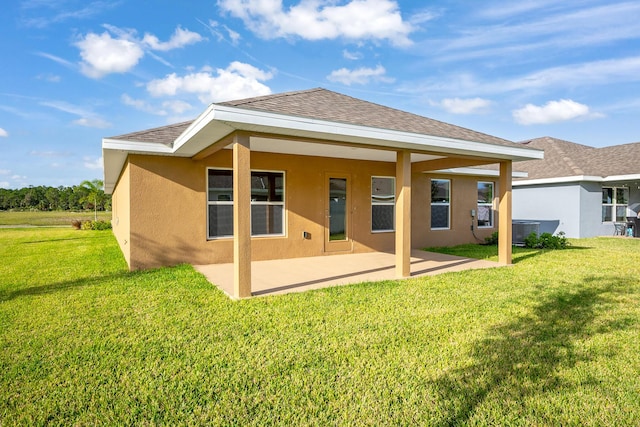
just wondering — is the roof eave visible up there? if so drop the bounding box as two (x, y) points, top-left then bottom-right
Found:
(102, 138), (175, 194)
(173, 104), (544, 161)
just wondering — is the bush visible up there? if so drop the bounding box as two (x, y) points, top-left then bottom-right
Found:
(524, 231), (569, 249)
(71, 219), (82, 230)
(80, 220), (112, 230)
(484, 231), (499, 245)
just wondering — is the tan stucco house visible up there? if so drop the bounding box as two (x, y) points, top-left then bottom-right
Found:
(103, 88), (543, 298)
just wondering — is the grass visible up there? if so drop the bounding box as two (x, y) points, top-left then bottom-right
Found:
(0, 210), (111, 226)
(1, 228), (639, 425)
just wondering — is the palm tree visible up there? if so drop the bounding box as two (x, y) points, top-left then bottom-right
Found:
(79, 179), (104, 221)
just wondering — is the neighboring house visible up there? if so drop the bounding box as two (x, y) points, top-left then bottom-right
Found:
(102, 88), (542, 297)
(512, 136), (640, 238)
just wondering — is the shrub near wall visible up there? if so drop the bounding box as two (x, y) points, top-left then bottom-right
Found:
(79, 220), (112, 230)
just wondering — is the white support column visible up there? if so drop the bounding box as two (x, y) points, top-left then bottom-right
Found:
(233, 133), (252, 298)
(395, 150), (412, 277)
(498, 160), (513, 265)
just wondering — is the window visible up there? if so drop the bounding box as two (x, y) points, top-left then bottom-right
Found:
(477, 182), (494, 228)
(371, 176), (395, 232)
(251, 171), (284, 236)
(207, 169), (234, 238)
(431, 179), (450, 229)
(602, 187), (628, 222)
(207, 169), (285, 239)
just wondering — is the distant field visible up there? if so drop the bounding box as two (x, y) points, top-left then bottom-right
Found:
(0, 210), (111, 226)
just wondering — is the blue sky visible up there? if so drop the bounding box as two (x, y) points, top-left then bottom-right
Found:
(1, 0), (640, 189)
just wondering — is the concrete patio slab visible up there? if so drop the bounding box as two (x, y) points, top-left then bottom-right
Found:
(194, 250), (502, 298)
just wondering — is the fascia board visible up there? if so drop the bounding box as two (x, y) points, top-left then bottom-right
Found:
(513, 175), (604, 186)
(102, 138), (175, 194)
(431, 167), (528, 178)
(603, 174), (640, 182)
(200, 105), (545, 161)
(102, 138), (174, 154)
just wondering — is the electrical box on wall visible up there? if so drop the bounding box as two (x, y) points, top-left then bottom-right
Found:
(470, 209), (476, 218)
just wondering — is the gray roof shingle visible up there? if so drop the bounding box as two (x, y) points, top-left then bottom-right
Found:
(107, 88), (526, 149)
(516, 136), (640, 180)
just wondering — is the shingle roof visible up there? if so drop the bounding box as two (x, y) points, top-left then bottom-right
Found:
(106, 121), (192, 146)
(107, 88), (523, 149)
(516, 136), (640, 180)
(218, 88), (517, 147)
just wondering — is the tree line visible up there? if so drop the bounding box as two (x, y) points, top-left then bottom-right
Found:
(0, 179), (111, 212)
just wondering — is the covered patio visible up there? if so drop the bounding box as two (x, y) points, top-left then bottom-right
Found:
(194, 250), (502, 298)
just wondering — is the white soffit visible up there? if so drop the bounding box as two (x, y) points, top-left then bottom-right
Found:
(431, 167), (528, 178)
(247, 137), (443, 163)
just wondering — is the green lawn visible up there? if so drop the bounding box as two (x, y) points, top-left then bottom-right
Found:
(1, 228), (639, 425)
(0, 210), (111, 226)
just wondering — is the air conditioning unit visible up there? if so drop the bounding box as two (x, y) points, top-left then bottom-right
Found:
(512, 221), (540, 245)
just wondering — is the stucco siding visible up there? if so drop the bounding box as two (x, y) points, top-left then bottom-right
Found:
(111, 160), (131, 266)
(119, 150), (498, 270)
(579, 182), (608, 237)
(512, 184), (581, 237)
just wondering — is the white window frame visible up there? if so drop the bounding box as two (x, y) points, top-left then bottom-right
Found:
(371, 176), (395, 233)
(250, 169), (286, 238)
(477, 181), (494, 228)
(431, 178), (451, 230)
(602, 186), (629, 223)
(206, 168), (286, 240)
(207, 168), (234, 240)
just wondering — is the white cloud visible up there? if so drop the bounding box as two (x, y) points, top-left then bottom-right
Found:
(36, 73), (61, 82)
(122, 94), (194, 116)
(75, 25), (204, 78)
(83, 156), (103, 170)
(203, 20), (242, 45)
(218, 0), (413, 46)
(437, 97), (492, 114)
(512, 99), (601, 125)
(435, 3), (640, 63)
(343, 49), (363, 60)
(29, 150), (72, 157)
(405, 56), (640, 98)
(0, 127), (8, 137)
(0, 182), (9, 188)
(35, 52), (75, 68)
(40, 101), (112, 128)
(76, 31), (144, 78)
(327, 65), (393, 85)
(122, 94), (167, 115)
(73, 117), (112, 128)
(162, 100), (193, 114)
(142, 26), (204, 51)
(147, 62), (273, 103)
(0, 169), (9, 175)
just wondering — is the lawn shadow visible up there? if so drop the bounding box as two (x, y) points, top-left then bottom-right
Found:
(511, 245), (591, 264)
(430, 275), (636, 425)
(0, 271), (133, 302)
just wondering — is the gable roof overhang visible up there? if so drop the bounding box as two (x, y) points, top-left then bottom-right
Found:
(103, 103), (543, 193)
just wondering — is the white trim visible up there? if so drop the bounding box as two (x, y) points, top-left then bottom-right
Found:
(477, 181), (494, 229)
(102, 138), (175, 154)
(431, 167), (528, 178)
(202, 105), (544, 161)
(430, 178), (451, 230)
(371, 176), (395, 233)
(104, 103), (543, 193)
(514, 173), (640, 186)
(206, 167), (286, 239)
